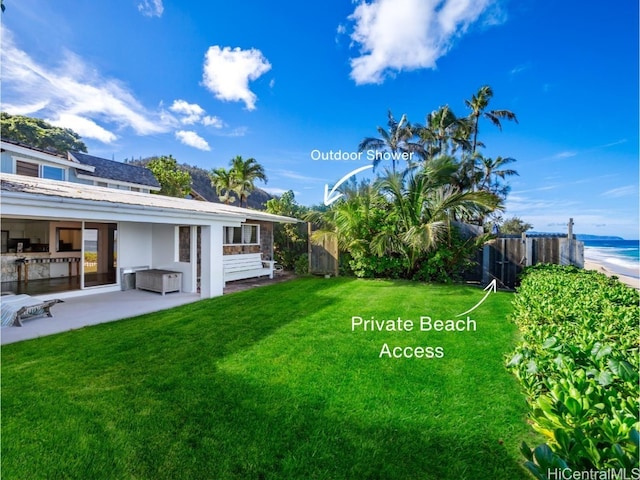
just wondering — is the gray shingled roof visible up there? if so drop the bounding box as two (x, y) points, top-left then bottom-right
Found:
(0, 174), (300, 224)
(70, 151), (161, 188)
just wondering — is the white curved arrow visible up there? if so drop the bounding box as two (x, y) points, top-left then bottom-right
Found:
(456, 279), (497, 317)
(323, 165), (374, 206)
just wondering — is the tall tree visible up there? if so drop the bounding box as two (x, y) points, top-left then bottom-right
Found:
(465, 86), (518, 153)
(374, 167), (500, 272)
(1, 112), (88, 154)
(265, 191), (309, 269)
(417, 105), (471, 161)
(477, 155), (518, 198)
(358, 110), (417, 172)
(499, 216), (533, 235)
(147, 155), (192, 198)
(229, 155), (268, 208)
(209, 167), (238, 205)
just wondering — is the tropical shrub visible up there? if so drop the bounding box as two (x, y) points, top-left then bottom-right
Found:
(507, 265), (639, 476)
(348, 250), (408, 278)
(412, 228), (487, 283)
(294, 253), (309, 275)
(266, 191), (309, 270)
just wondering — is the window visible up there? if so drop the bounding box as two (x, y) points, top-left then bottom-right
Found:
(16, 160), (39, 177)
(57, 228), (82, 251)
(15, 160), (66, 180)
(223, 224), (259, 245)
(42, 165), (65, 180)
(178, 226), (191, 262)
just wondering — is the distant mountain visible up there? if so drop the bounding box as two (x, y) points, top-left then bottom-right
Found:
(575, 234), (625, 241)
(127, 158), (274, 210)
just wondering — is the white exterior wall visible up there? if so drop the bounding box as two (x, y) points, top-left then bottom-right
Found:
(0, 179), (294, 299)
(200, 224), (225, 298)
(118, 222), (153, 269)
(150, 224), (198, 294)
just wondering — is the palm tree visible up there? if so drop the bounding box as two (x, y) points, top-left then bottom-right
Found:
(306, 179), (386, 255)
(209, 167), (238, 204)
(416, 105), (471, 161)
(229, 155), (268, 208)
(358, 110), (418, 172)
(477, 155), (518, 197)
(374, 167), (501, 272)
(465, 85), (518, 154)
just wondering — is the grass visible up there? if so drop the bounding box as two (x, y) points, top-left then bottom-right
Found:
(2, 277), (537, 479)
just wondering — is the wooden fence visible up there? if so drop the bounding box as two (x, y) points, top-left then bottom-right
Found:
(308, 223), (339, 276)
(482, 233), (584, 289)
(304, 218), (584, 288)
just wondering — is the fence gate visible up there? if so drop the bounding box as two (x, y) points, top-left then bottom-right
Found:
(308, 223), (339, 276)
(483, 237), (527, 289)
(483, 227), (584, 289)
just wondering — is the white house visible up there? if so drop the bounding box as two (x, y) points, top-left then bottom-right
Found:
(0, 172), (298, 300)
(0, 139), (161, 192)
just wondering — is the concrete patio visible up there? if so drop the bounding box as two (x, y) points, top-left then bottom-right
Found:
(1, 289), (201, 345)
(1, 272), (297, 345)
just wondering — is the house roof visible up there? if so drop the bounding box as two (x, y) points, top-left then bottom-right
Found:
(69, 151), (161, 189)
(1, 139), (94, 172)
(0, 173), (300, 224)
(0, 138), (68, 159)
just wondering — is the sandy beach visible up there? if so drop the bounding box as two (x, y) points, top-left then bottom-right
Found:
(584, 259), (639, 290)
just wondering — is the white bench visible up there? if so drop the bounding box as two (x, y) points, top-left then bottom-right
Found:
(223, 253), (275, 285)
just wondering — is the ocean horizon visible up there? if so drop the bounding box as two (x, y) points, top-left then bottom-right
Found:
(583, 239), (640, 279)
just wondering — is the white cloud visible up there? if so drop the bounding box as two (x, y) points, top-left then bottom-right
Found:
(202, 115), (224, 128)
(175, 130), (211, 151)
(49, 114), (117, 144)
(169, 100), (205, 125)
(202, 46), (272, 110)
(138, 0), (164, 17)
(601, 185), (637, 198)
(262, 187), (300, 196)
(273, 169), (322, 183)
(553, 151), (577, 159)
(347, 0), (499, 84)
(509, 63), (531, 76)
(169, 99), (225, 129)
(1, 29), (170, 143)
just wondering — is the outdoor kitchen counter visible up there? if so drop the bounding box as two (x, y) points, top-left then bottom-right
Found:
(1, 254), (82, 282)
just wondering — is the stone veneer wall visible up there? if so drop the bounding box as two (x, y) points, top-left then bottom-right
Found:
(1, 255), (51, 281)
(221, 221), (274, 260)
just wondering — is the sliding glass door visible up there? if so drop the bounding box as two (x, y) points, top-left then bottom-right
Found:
(83, 222), (117, 288)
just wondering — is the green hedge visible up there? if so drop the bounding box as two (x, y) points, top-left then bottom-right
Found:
(506, 265), (639, 477)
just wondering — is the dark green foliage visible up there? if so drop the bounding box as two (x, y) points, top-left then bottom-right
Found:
(217, 155), (268, 208)
(347, 250), (408, 278)
(1, 112), (87, 154)
(146, 155), (192, 197)
(293, 253), (309, 275)
(265, 191), (308, 270)
(126, 159), (273, 208)
(507, 265), (640, 473)
(412, 228), (486, 283)
(498, 216), (533, 235)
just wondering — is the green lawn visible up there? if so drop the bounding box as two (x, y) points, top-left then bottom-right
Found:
(2, 277), (537, 479)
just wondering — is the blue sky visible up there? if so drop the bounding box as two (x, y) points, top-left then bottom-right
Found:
(1, 0), (638, 238)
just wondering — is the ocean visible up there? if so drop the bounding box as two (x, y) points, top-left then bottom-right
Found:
(583, 239), (640, 279)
